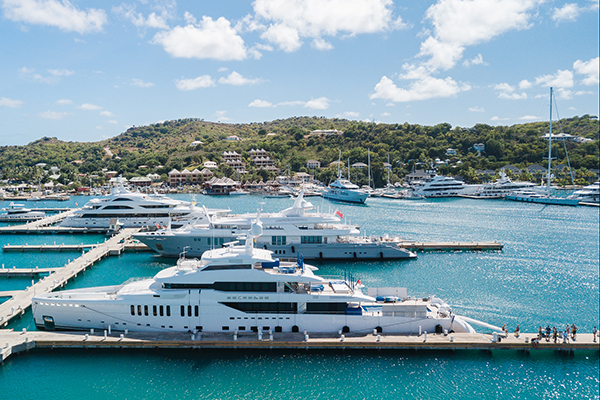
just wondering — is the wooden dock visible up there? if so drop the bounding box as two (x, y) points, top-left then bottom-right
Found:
(0, 228), (140, 328)
(1, 330), (597, 363)
(398, 241), (503, 251)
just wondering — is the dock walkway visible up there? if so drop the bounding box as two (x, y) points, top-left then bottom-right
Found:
(399, 241), (503, 251)
(1, 330), (597, 363)
(0, 228), (140, 328)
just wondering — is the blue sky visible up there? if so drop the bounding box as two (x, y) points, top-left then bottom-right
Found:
(1, 0), (598, 145)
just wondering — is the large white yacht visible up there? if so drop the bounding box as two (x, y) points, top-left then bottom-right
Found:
(411, 173), (476, 198)
(59, 179), (196, 230)
(0, 202), (45, 222)
(32, 223), (475, 335)
(134, 193), (416, 260)
(322, 178), (369, 204)
(469, 172), (536, 199)
(567, 181), (599, 204)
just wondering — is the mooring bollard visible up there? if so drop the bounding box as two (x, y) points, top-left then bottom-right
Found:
(104, 330), (107, 339)
(233, 330), (238, 341)
(269, 330), (273, 341)
(22, 328), (26, 334)
(304, 333), (309, 342)
(419, 326), (422, 336)
(108, 325), (111, 335)
(377, 335), (381, 342)
(258, 330), (263, 341)
(444, 329), (448, 336)
(424, 331), (427, 342)
(119, 334), (124, 341)
(84, 334), (88, 341)
(450, 335), (454, 342)
(340, 334), (345, 342)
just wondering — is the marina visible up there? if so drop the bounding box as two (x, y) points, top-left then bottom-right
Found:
(1, 330), (598, 364)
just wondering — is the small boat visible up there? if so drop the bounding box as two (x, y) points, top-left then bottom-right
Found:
(229, 189), (249, 196)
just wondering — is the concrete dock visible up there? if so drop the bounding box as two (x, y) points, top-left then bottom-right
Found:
(399, 241), (503, 251)
(1, 330), (597, 363)
(0, 208), (78, 234)
(0, 267), (60, 277)
(0, 228), (140, 328)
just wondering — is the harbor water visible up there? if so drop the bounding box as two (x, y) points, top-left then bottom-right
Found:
(1, 195), (598, 399)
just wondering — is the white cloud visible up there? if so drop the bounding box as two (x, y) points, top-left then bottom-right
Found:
(519, 115), (539, 120)
(312, 38), (333, 51)
(218, 71), (262, 85)
(463, 53), (487, 67)
(519, 79), (533, 89)
(421, 0), (541, 71)
(48, 69), (74, 76)
(38, 110), (68, 120)
(175, 75), (216, 91)
(80, 103), (102, 110)
(107, 120), (118, 124)
(100, 111), (114, 117)
(494, 82), (527, 99)
(254, 0), (404, 51)
(304, 97), (330, 110)
(535, 69), (574, 88)
(469, 106), (485, 112)
(0, 97), (24, 108)
(248, 99), (273, 107)
(56, 98), (72, 105)
(573, 57), (599, 86)
(260, 23), (302, 52)
(112, 4), (170, 30)
(552, 3), (581, 22)
(370, 74), (470, 102)
(490, 116), (509, 121)
(153, 16), (247, 61)
(131, 78), (154, 88)
(338, 111), (359, 118)
(2, 0), (106, 33)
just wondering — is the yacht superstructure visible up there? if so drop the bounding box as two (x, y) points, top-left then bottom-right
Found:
(59, 179), (197, 229)
(470, 173), (536, 198)
(567, 181), (599, 204)
(134, 193), (415, 260)
(32, 224), (473, 335)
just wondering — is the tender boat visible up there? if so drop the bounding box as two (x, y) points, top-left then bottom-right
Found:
(134, 192), (416, 260)
(32, 222), (475, 335)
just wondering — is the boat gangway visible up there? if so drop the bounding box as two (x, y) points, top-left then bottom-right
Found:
(1, 330), (597, 363)
(0, 228), (140, 328)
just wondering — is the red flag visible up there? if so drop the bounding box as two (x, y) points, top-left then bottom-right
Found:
(357, 279), (362, 285)
(335, 210), (343, 218)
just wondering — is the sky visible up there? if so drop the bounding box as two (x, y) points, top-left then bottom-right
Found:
(0, 0), (598, 146)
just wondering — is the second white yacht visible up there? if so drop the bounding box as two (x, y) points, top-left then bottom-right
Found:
(411, 173), (476, 198)
(134, 193), (416, 260)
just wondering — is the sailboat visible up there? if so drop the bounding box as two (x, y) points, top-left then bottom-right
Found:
(505, 87), (579, 206)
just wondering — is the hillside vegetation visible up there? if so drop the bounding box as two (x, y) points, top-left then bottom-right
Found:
(0, 115), (598, 188)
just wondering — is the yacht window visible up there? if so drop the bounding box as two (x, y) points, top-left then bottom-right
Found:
(166, 306), (171, 317)
(194, 305), (199, 317)
(113, 198), (133, 201)
(222, 326), (229, 331)
(202, 264), (251, 271)
(180, 305), (185, 317)
(221, 302), (298, 314)
(301, 236), (322, 244)
(144, 305), (149, 316)
(159, 305), (164, 316)
(153, 305), (157, 316)
(103, 205), (134, 210)
(137, 305), (142, 316)
(306, 302), (346, 314)
(188, 305), (192, 317)
(130, 305), (135, 316)
(271, 236), (286, 246)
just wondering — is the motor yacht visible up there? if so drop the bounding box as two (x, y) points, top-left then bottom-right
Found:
(567, 181), (599, 204)
(134, 193), (415, 260)
(322, 178), (369, 204)
(59, 178), (198, 230)
(411, 173), (476, 198)
(469, 172), (536, 199)
(32, 222), (474, 335)
(0, 202), (45, 222)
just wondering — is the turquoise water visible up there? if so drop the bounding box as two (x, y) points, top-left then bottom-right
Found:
(1, 195), (598, 399)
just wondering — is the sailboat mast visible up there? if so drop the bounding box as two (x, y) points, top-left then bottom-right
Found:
(547, 87), (553, 191)
(368, 148), (371, 189)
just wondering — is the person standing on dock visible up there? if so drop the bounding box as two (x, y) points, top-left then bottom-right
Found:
(552, 327), (558, 343)
(593, 326), (597, 342)
(571, 324), (577, 341)
(514, 324), (520, 338)
(502, 324), (508, 338)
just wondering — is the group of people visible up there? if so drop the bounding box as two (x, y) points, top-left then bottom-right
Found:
(499, 323), (599, 343)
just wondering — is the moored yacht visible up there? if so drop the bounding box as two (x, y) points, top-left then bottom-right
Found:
(411, 173), (476, 198)
(134, 193), (415, 260)
(59, 178), (198, 230)
(469, 172), (536, 199)
(567, 181), (599, 204)
(0, 202), (46, 222)
(32, 223), (475, 335)
(322, 178), (369, 204)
